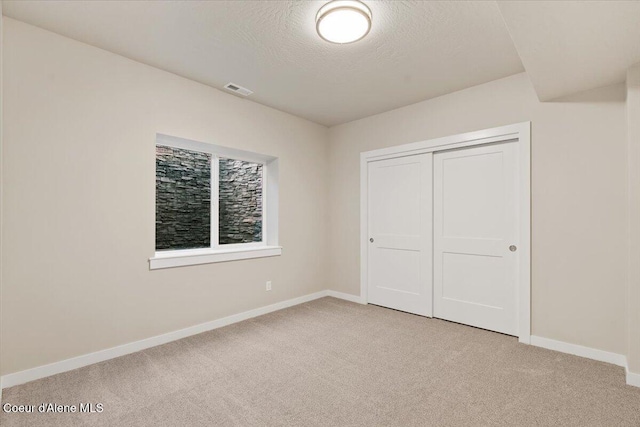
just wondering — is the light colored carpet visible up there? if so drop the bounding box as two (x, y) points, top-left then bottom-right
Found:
(2, 297), (640, 426)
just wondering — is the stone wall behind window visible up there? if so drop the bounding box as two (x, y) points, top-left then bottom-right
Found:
(219, 159), (263, 244)
(156, 148), (263, 248)
(155, 146), (211, 250)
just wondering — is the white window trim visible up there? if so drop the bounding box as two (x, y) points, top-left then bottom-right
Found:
(150, 134), (280, 270)
(149, 245), (282, 270)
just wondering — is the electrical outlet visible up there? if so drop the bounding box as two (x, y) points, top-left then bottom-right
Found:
(266, 281), (272, 291)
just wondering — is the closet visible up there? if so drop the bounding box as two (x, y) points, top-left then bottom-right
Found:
(361, 123), (530, 339)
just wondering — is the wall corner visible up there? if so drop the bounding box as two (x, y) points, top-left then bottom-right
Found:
(626, 62), (640, 376)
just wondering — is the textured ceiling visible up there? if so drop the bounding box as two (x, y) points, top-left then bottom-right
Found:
(2, 0), (525, 126)
(497, 1), (640, 101)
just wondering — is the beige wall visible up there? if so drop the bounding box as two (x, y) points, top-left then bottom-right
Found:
(0, 2), (4, 385)
(328, 73), (628, 355)
(628, 63), (640, 374)
(1, 18), (329, 375)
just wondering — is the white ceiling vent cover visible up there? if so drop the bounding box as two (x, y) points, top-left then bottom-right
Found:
(224, 83), (253, 96)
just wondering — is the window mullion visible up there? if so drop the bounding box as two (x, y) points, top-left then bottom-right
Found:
(211, 155), (220, 250)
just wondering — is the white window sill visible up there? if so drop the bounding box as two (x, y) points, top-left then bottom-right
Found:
(149, 246), (282, 270)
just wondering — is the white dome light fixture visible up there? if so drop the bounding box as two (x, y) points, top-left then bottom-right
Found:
(316, 0), (372, 44)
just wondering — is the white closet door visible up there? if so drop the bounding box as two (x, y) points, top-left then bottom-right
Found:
(367, 154), (433, 316)
(433, 142), (518, 335)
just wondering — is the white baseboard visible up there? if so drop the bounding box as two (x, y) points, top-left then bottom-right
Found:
(530, 335), (640, 388)
(1, 290), (331, 390)
(6, 293), (636, 392)
(326, 290), (366, 304)
(627, 368), (640, 388)
(530, 335), (627, 367)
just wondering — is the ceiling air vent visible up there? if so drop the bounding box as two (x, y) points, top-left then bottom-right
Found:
(224, 82), (253, 97)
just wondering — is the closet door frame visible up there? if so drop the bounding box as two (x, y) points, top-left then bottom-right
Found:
(360, 122), (531, 344)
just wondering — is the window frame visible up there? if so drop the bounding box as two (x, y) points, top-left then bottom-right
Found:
(150, 134), (281, 270)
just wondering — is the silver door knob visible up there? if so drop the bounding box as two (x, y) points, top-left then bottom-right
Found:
(509, 245), (517, 252)
(370, 238), (374, 243)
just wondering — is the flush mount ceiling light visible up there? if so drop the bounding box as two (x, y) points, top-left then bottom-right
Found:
(316, 0), (372, 44)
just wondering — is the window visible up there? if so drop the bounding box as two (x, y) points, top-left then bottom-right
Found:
(150, 134), (280, 269)
(218, 158), (263, 245)
(156, 146), (212, 251)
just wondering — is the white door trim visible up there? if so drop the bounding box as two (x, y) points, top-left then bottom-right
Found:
(360, 122), (531, 344)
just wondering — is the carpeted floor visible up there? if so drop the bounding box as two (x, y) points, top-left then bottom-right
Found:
(2, 297), (640, 426)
